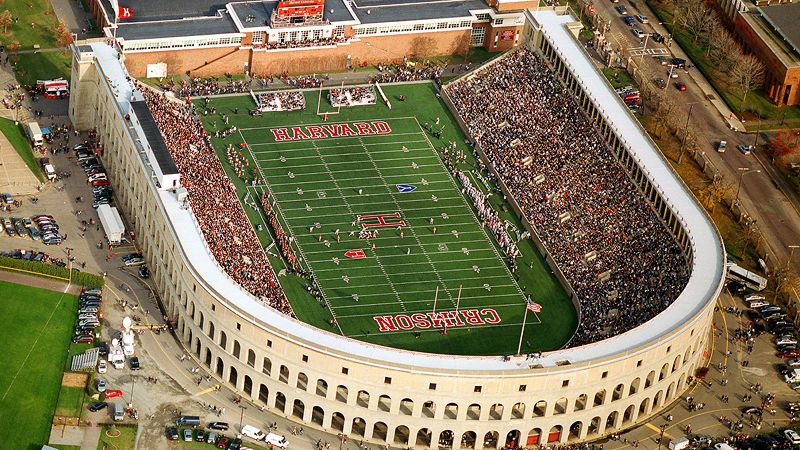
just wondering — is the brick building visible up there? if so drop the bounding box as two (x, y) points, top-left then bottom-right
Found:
(89, 0), (536, 77)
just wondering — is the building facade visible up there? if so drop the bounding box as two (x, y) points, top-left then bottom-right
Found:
(69, 9), (725, 447)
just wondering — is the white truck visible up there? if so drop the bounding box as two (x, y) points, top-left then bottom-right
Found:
(97, 204), (125, 245)
(265, 432), (289, 448)
(25, 122), (44, 147)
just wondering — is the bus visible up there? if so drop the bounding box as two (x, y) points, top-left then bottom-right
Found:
(726, 263), (767, 292)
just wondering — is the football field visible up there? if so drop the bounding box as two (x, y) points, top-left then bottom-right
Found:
(197, 83), (577, 355)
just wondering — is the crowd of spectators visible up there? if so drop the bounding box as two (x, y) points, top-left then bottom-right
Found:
(256, 90), (306, 112)
(263, 35), (347, 50)
(141, 88), (293, 315)
(369, 61), (445, 84)
(446, 48), (689, 346)
(159, 76), (251, 98)
(261, 191), (300, 272)
(329, 87), (376, 107)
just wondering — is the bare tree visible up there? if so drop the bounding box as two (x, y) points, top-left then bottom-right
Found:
(0, 10), (12, 34)
(699, 178), (733, 213)
(730, 53), (766, 111)
(684, 5), (713, 44)
(702, 15), (725, 57)
(709, 31), (740, 73)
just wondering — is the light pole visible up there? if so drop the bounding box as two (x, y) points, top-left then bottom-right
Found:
(238, 405), (247, 431)
(735, 167), (761, 205)
(787, 245), (799, 270)
(657, 424), (667, 450)
(678, 102), (701, 164)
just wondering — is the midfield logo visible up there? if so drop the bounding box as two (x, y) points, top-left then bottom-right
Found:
(271, 121), (392, 142)
(358, 212), (406, 229)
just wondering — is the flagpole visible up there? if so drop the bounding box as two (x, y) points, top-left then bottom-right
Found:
(432, 286), (438, 313)
(455, 285), (462, 312)
(516, 305), (529, 356)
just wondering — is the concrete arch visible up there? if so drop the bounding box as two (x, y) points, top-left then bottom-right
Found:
(554, 397), (568, 414)
(393, 425), (409, 445)
(483, 431), (499, 448)
(372, 421), (388, 441)
(243, 375), (253, 397)
(292, 399), (305, 419)
(262, 357), (271, 376)
(629, 377), (641, 395)
(526, 428), (542, 446)
(672, 355), (681, 372)
(335, 385), (348, 403)
(208, 321), (215, 340)
(655, 389), (664, 408)
(378, 395), (391, 413)
(605, 410), (619, 431)
(416, 428), (433, 447)
(275, 392), (287, 413)
(296, 372), (308, 391)
(511, 402), (525, 418)
(204, 348), (212, 366)
(233, 340), (241, 359)
(568, 421), (583, 441)
(466, 403), (481, 420)
(400, 398), (414, 415)
(258, 384), (269, 404)
(247, 349), (255, 367)
(547, 425), (562, 443)
(312, 406), (324, 426)
(219, 330), (227, 350)
(461, 431), (476, 449)
(645, 370), (656, 388)
(215, 357), (224, 377)
(351, 416), (365, 436)
(573, 394), (587, 411)
(659, 363), (670, 381)
(532, 400), (547, 417)
(439, 430), (454, 448)
(639, 397), (651, 417)
(279, 365), (289, 383)
(622, 404), (636, 425)
(489, 403), (503, 420)
(356, 390), (369, 408)
(198, 311), (204, 329)
(331, 412), (345, 432)
(588, 416), (602, 436)
(422, 400), (436, 418)
(444, 402), (458, 419)
(315, 379), (328, 397)
(593, 389), (606, 406)
(505, 430), (520, 447)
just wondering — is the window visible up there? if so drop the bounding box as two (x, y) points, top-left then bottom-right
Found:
(471, 27), (485, 45)
(414, 23), (424, 31)
(562, 380), (569, 387)
(267, 339), (273, 348)
(460, 20), (471, 27)
(302, 355), (308, 362)
(518, 385), (526, 392)
(602, 371), (608, 379)
(494, 18), (504, 25)
(252, 31), (264, 44)
(429, 383), (437, 390)
(211, 304), (215, 311)
(236, 322), (241, 331)
(384, 377), (392, 384)
(475, 13), (490, 21)
(637, 360), (643, 367)
(666, 346), (672, 353)
(474, 386), (482, 393)
(341, 367), (349, 375)
(335, 25), (345, 36)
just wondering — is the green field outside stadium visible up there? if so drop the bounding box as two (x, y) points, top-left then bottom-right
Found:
(195, 82), (577, 355)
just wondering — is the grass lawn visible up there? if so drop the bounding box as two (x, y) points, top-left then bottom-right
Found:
(0, 280), (78, 450)
(54, 385), (85, 417)
(50, 445), (82, 450)
(602, 68), (634, 89)
(12, 50), (71, 86)
(96, 424), (137, 450)
(0, 0), (62, 49)
(0, 116), (44, 181)
(194, 82), (576, 355)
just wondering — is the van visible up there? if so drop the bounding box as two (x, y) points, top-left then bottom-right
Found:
(175, 415), (201, 426)
(717, 140), (727, 153)
(714, 444), (735, 450)
(668, 437), (690, 450)
(265, 433), (289, 449)
(25, 122), (43, 147)
(784, 368), (800, 383)
(242, 425), (266, 441)
(113, 402), (124, 421)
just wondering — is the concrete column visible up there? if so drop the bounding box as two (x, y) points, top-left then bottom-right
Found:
(302, 402), (313, 423)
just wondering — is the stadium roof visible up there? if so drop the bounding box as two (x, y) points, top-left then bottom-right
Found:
(130, 101), (180, 176)
(116, 14), (240, 40)
(99, 0), (228, 22)
(758, 3), (800, 56)
(350, 0), (488, 24)
(229, 0), (356, 27)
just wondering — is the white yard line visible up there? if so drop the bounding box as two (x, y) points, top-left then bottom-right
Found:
(261, 163), (443, 178)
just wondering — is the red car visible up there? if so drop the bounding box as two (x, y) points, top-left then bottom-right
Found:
(779, 351), (800, 358)
(72, 334), (94, 344)
(91, 179), (111, 187)
(675, 82), (687, 91)
(104, 389), (123, 399)
(216, 437), (230, 449)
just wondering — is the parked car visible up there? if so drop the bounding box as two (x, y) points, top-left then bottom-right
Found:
(777, 336), (799, 346)
(72, 334), (94, 344)
(196, 429), (205, 441)
(98, 359), (107, 374)
(208, 422), (229, 431)
(675, 82), (687, 91)
(636, 14), (649, 23)
(167, 427), (179, 440)
(737, 144), (753, 155)
(104, 389), (123, 399)
(138, 265), (150, 278)
(88, 402), (108, 412)
(632, 28), (646, 38)
(91, 179), (111, 187)
(784, 429), (800, 445)
(207, 431), (218, 444)
(623, 16), (635, 26)
(183, 428), (193, 442)
(779, 350), (800, 358)
(651, 32), (664, 42)
(216, 436), (230, 449)
(130, 357), (141, 370)
(615, 5), (628, 14)
(717, 140), (727, 153)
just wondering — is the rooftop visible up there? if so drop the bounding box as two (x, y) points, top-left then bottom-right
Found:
(351, 0), (488, 23)
(229, 0), (356, 28)
(130, 101), (180, 176)
(116, 14), (239, 40)
(758, 3), (800, 58)
(99, 0), (228, 22)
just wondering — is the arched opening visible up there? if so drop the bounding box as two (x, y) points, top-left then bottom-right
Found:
(279, 365), (289, 384)
(547, 426), (562, 443)
(438, 430), (454, 449)
(554, 397), (568, 414)
(193, 337), (201, 356)
(331, 412), (344, 432)
(215, 357), (224, 377)
(356, 390), (369, 408)
(511, 402), (525, 418)
(612, 383), (624, 401)
(460, 431), (476, 449)
(659, 363), (670, 381)
(378, 395), (391, 412)
(588, 416), (602, 436)
(505, 430), (520, 447)
(606, 411), (619, 431)
(372, 421), (388, 442)
(186, 329), (193, 346)
(292, 399), (305, 419)
(296, 372), (308, 391)
(532, 400), (547, 417)
(219, 331), (227, 350)
(258, 384), (269, 404)
(208, 321), (215, 340)
(275, 392), (286, 413)
(399, 398), (413, 415)
(247, 349), (255, 368)
(526, 428), (541, 446)
(639, 398), (650, 417)
(655, 389), (665, 408)
(677, 373), (686, 392)
(623, 404), (635, 424)
(683, 348), (691, 363)
(593, 390), (606, 406)
(629, 377), (641, 395)
(351, 417), (365, 436)
(243, 375), (252, 396)
(574, 394), (587, 411)
(416, 428), (432, 447)
(666, 382), (675, 401)
(228, 366), (238, 387)
(672, 355), (681, 373)
(316, 379), (328, 397)
(645, 370), (656, 388)
(444, 402), (458, 419)
(489, 403), (504, 420)
(466, 403), (481, 420)
(199, 311), (204, 329)
(205, 348), (212, 367)
(262, 357), (271, 376)
(483, 431), (498, 448)
(422, 400), (436, 418)
(232, 340), (240, 359)
(312, 406), (324, 426)
(189, 301), (195, 318)
(394, 425), (410, 445)
(336, 385), (349, 403)
(568, 421), (582, 441)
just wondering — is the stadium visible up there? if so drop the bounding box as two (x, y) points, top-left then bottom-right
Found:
(69, 7), (725, 447)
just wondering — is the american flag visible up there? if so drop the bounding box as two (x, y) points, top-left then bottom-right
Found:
(527, 301), (542, 313)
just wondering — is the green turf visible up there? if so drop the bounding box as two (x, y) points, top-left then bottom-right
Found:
(13, 51), (71, 86)
(96, 424), (137, 450)
(54, 385), (84, 417)
(0, 117), (44, 181)
(0, 280), (78, 450)
(195, 83), (576, 355)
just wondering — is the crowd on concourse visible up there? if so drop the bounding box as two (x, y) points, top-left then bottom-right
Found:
(264, 36), (347, 50)
(447, 48), (689, 345)
(141, 88), (293, 315)
(159, 76), (251, 98)
(369, 61), (445, 84)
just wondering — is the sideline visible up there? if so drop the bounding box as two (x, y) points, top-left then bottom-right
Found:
(0, 268), (82, 294)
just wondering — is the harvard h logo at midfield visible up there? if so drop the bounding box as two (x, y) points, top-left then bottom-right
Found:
(358, 212), (406, 229)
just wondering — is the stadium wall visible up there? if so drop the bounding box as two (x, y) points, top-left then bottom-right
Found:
(69, 22), (721, 448)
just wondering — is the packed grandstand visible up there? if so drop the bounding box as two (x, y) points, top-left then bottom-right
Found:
(142, 45), (689, 348)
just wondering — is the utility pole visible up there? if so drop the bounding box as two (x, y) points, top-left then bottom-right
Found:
(678, 103), (700, 164)
(787, 245), (799, 270)
(735, 167), (761, 205)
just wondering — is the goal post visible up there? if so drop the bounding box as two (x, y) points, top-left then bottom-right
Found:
(315, 81), (341, 117)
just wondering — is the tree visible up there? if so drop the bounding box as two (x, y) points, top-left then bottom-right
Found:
(55, 20), (72, 49)
(0, 10), (12, 34)
(701, 15), (725, 57)
(730, 53), (765, 111)
(699, 178), (732, 213)
(684, 5), (712, 44)
(708, 30), (739, 73)
(767, 129), (800, 161)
